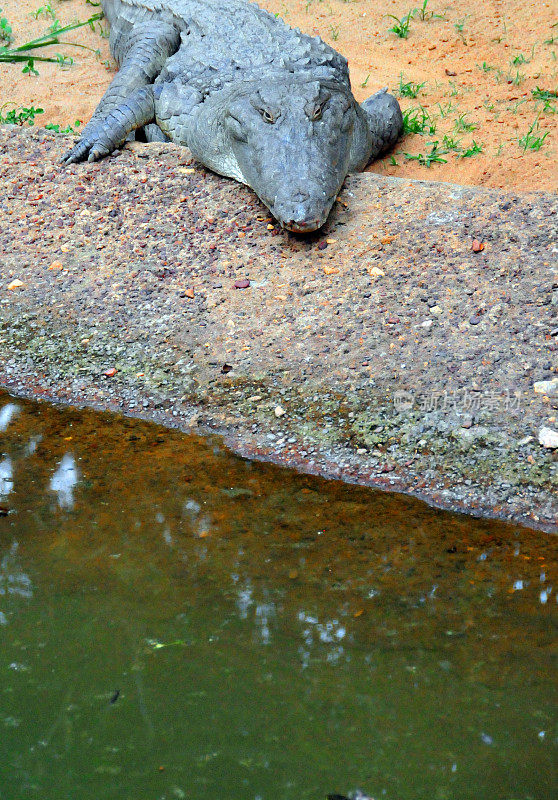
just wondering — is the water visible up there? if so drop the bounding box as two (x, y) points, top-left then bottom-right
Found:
(0, 390), (556, 800)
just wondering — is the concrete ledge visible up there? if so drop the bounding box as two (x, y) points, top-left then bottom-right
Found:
(0, 127), (557, 531)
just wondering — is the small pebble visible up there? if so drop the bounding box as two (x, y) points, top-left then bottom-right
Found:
(234, 279), (250, 289)
(538, 427), (558, 449)
(534, 378), (558, 396)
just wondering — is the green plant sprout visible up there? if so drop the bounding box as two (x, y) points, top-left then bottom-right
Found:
(329, 25), (340, 41)
(0, 102), (83, 131)
(0, 7), (12, 43)
(397, 75), (426, 98)
(404, 141), (448, 166)
(508, 98), (527, 114)
(442, 133), (462, 151)
(461, 140), (483, 157)
(0, 103), (43, 125)
(544, 22), (558, 45)
(45, 119), (82, 133)
(402, 106), (436, 134)
(31, 3), (56, 20)
(436, 100), (455, 117)
(387, 10), (414, 39)
(22, 58), (39, 75)
(532, 86), (557, 114)
(454, 113), (476, 132)
(507, 68), (525, 86)
(416, 0), (444, 21)
(532, 87), (558, 101)
(519, 118), (549, 151)
(454, 15), (470, 42)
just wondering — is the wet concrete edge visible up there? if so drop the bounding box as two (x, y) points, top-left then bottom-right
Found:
(0, 127), (557, 533)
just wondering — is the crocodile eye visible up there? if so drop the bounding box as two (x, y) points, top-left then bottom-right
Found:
(260, 109), (276, 124)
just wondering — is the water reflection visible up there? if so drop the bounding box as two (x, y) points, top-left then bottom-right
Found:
(0, 540), (33, 600)
(24, 435), (40, 457)
(0, 456), (13, 497)
(0, 390), (556, 800)
(0, 402), (19, 432)
(49, 452), (79, 509)
(298, 612), (347, 667)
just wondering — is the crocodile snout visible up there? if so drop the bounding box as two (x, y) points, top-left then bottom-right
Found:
(273, 191), (329, 233)
(283, 217), (323, 233)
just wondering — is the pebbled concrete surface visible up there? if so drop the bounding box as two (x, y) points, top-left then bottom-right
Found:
(0, 126), (557, 531)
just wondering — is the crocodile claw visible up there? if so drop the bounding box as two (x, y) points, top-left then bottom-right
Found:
(61, 132), (114, 164)
(61, 129), (101, 164)
(61, 140), (91, 165)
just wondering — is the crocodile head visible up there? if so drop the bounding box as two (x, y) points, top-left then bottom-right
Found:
(222, 79), (358, 233)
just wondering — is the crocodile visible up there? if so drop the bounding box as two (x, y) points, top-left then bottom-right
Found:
(63, 0), (403, 232)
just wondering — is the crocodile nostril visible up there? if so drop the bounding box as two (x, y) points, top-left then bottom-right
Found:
(292, 190), (310, 203)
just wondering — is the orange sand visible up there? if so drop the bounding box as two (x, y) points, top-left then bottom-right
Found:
(1, 0), (556, 190)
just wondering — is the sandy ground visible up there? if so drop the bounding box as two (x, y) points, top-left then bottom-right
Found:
(0, 0), (556, 191)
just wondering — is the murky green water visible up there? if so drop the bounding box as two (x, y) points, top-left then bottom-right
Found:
(0, 391), (556, 800)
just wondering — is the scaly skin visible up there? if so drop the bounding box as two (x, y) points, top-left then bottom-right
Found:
(63, 0), (403, 232)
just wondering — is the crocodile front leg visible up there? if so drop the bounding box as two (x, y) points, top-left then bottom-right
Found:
(64, 86), (157, 162)
(349, 88), (403, 172)
(62, 21), (180, 164)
